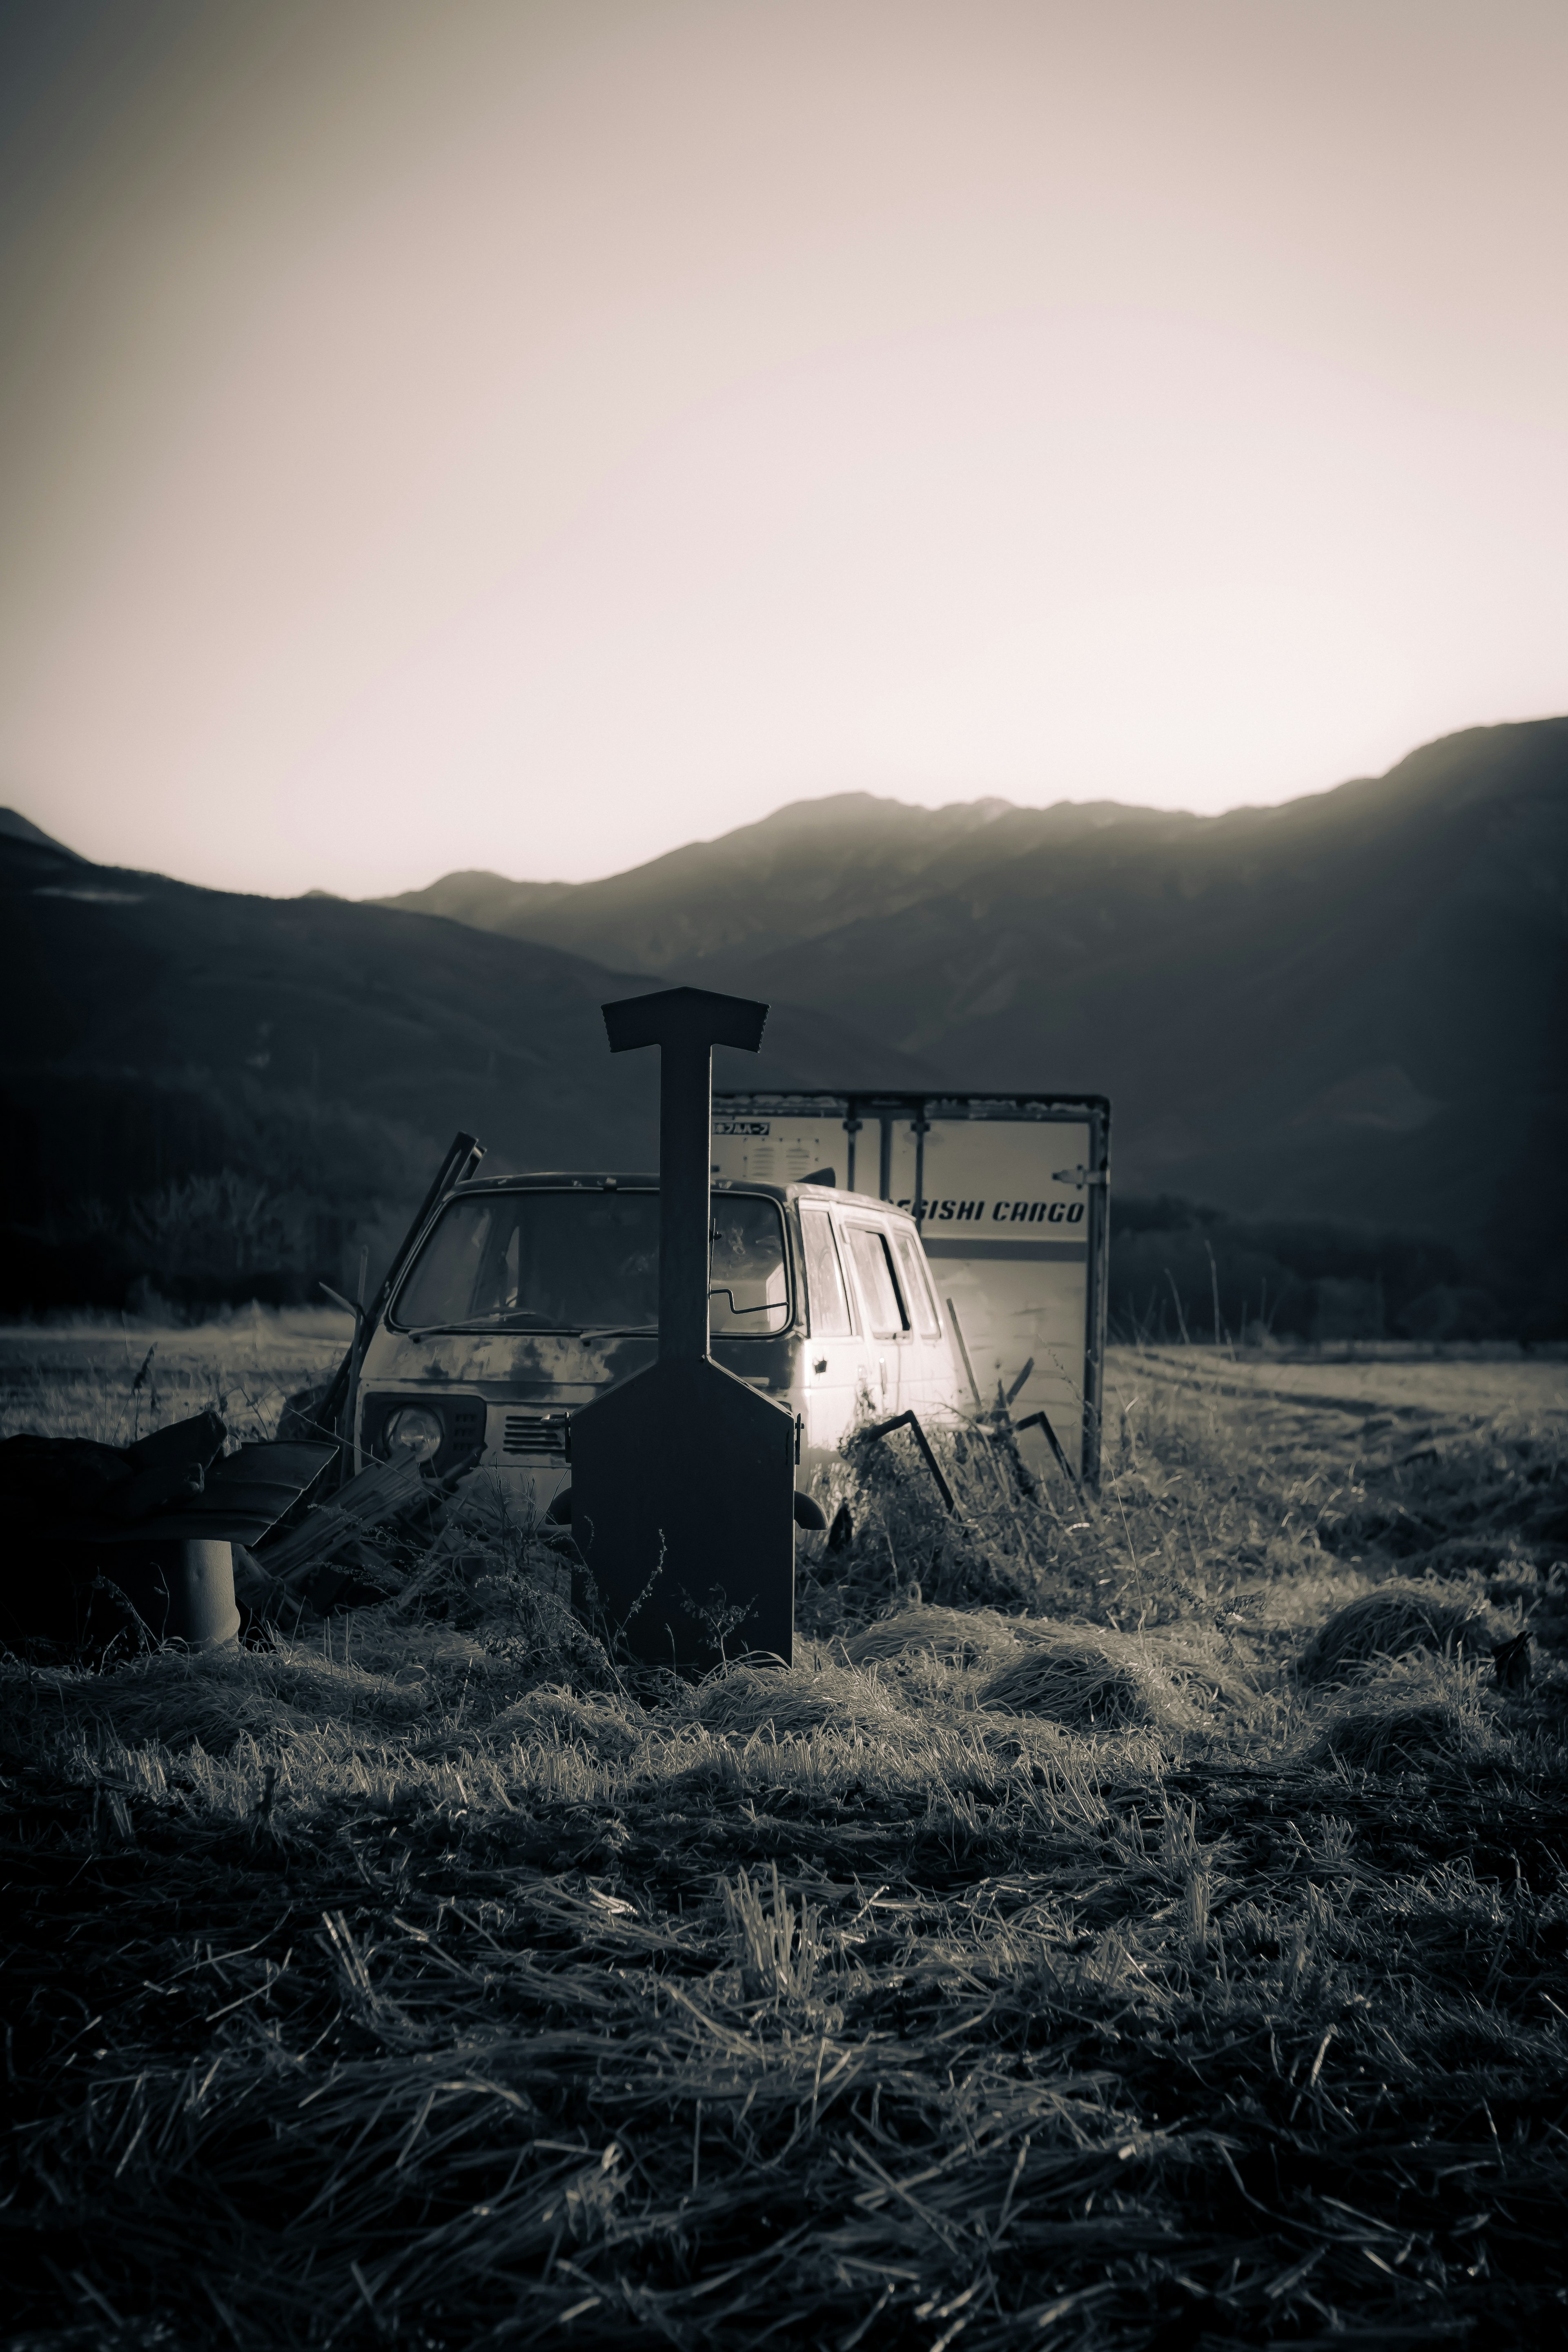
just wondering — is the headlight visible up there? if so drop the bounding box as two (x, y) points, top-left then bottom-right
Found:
(383, 1405), (444, 1461)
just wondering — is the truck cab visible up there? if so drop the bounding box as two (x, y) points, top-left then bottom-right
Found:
(353, 1170), (965, 1514)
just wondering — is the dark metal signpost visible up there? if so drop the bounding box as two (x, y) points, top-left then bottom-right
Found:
(570, 986), (797, 1670)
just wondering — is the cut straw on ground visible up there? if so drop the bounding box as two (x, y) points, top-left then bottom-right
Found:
(3, 1343), (1566, 2348)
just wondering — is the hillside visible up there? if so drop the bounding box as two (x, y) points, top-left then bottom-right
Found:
(0, 808), (80, 856)
(373, 724), (1568, 1304)
(0, 828), (933, 1311)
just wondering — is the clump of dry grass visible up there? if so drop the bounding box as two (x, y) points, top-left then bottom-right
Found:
(423, 1682), (648, 1763)
(1297, 1580), (1505, 1684)
(840, 1601), (1023, 1668)
(0, 1560), (615, 1771)
(840, 1603), (1256, 1733)
(4, 1638), (437, 1756)
(691, 1652), (918, 1739)
(980, 1625), (1190, 1730)
(1307, 1655), (1505, 1771)
(833, 1605), (1256, 1749)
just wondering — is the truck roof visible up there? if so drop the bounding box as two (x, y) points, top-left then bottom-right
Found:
(448, 1171), (913, 1216)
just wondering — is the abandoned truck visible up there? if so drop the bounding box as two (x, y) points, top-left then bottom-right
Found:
(711, 1090), (1111, 1486)
(352, 1170), (967, 1521)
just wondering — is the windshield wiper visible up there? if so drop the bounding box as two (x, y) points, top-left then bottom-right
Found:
(402, 1318), (556, 1336)
(396, 1318), (659, 1339)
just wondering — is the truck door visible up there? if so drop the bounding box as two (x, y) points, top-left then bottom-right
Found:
(796, 1203), (867, 1462)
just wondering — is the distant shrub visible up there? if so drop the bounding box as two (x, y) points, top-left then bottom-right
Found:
(1400, 1285), (1511, 1343)
(1107, 1193), (1537, 1341)
(0, 1066), (433, 1316)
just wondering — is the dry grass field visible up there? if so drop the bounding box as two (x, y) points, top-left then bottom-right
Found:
(3, 1336), (1567, 2350)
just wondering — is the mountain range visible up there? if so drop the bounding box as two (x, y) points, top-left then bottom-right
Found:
(376, 792), (1163, 974)
(5, 717), (1566, 1324)
(376, 721), (1568, 1276)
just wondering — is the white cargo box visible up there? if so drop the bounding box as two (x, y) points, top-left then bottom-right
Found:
(711, 1092), (1110, 1485)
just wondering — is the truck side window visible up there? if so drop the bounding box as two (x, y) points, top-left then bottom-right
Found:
(892, 1228), (941, 1338)
(800, 1205), (854, 1337)
(846, 1224), (910, 1339)
(710, 1196), (790, 1335)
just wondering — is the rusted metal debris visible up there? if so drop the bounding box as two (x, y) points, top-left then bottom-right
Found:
(864, 1410), (958, 1514)
(237, 1449), (428, 1611)
(1493, 1629), (1532, 1689)
(1, 1410), (335, 1548)
(249, 1446), (428, 1580)
(237, 1443), (487, 1619)
(0, 1411), (335, 1653)
(1011, 1406), (1082, 1493)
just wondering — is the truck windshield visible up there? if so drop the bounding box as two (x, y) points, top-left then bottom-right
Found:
(392, 1190), (789, 1336)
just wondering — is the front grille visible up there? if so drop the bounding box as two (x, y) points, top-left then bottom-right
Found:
(501, 1412), (569, 1458)
(445, 1402), (488, 1455)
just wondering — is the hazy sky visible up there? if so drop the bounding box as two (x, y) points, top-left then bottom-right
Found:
(2, 0), (1564, 897)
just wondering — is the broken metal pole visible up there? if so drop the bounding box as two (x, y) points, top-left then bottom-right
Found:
(1013, 1407), (1082, 1494)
